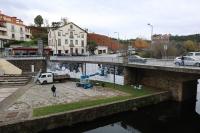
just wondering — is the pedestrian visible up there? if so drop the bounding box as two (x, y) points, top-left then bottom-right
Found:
(51, 85), (56, 97)
(181, 56), (184, 66)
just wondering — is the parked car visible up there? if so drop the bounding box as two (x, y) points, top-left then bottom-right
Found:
(174, 56), (200, 67)
(128, 55), (147, 63)
(186, 52), (200, 60)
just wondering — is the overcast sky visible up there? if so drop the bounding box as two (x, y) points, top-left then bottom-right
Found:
(1, 0), (200, 39)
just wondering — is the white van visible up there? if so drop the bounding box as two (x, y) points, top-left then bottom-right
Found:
(186, 52), (200, 60)
(37, 72), (70, 84)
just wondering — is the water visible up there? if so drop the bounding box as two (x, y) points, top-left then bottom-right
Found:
(42, 83), (200, 133)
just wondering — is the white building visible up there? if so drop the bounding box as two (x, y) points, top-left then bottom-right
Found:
(94, 46), (108, 55)
(0, 11), (31, 46)
(48, 22), (87, 55)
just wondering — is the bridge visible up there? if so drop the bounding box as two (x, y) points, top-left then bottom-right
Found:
(4, 55), (200, 102)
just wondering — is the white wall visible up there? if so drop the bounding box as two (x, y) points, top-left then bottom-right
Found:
(94, 46), (108, 55)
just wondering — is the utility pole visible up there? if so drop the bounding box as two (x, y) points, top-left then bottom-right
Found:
(147, 23), (153, 57)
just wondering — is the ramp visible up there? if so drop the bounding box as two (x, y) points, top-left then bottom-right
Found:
(0, 59), (22, 75)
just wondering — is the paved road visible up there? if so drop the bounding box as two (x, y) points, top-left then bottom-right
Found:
(3, 55), (200, 69)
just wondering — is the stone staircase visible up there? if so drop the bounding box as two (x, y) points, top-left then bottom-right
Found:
(0, 75), (31, 86)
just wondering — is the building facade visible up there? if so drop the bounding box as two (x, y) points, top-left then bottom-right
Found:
(48, 22), (87, 55)
(0, 11), (31, 46)
(94, 46), (108, 55)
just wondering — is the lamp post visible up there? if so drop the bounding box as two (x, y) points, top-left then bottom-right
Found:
(164, 44), (168, 59)
(114, 32), (120, 53)
(147, 23), (153, 57)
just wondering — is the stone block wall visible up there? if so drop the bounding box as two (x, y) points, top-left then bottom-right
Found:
(0, 91), (170, 133)
(124, 67), (199, 102)
(7, 59), (47, 73)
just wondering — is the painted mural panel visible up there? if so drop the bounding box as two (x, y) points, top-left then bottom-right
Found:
(47, 61), (124, 85)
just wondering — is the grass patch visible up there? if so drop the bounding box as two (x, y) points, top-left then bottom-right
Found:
(33, 83), (158, 117)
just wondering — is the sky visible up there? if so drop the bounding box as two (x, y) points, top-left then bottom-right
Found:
(1, 0), (200, 39)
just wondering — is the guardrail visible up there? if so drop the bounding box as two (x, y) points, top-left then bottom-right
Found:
(3, 56), (45, 60)
(50, 56), (124, 64)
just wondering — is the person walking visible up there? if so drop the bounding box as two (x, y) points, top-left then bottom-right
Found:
(51, 85), (56, 97)
(181, 56), (184, 66)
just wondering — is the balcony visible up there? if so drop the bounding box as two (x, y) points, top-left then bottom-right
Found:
(0, 26), (7, 32)
(69, 43), (74, 47)
(0, 34), (9, 39)
(69, 35), (74, 39)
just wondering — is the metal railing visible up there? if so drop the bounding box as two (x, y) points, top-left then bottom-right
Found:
(50, 56), (123, 64)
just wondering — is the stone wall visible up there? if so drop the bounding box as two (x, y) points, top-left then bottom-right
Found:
(7, 59), (47, 73)
(124, 67), (199, 102)
(0, 91), (170, 133)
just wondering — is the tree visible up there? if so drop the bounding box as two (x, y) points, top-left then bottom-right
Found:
(51, 22), (62, 29)
(34, 15), (43, 27)
(183, 40), (197, 52)
(87, 41), (97, 55)
(133, 38), (149, 49)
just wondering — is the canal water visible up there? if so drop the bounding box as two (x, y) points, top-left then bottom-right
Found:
(43, 83), (200, 133)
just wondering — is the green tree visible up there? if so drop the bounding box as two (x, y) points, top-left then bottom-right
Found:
(87, 41), (97, 55)
(34, 15), (43, 27)
(183, 40), (197, 52)
(51, 22), (62, 29)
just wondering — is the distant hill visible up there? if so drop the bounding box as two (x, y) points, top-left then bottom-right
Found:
(170, 34), (200, 42)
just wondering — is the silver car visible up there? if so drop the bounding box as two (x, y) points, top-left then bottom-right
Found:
(174, 56), (200, 67)
(128, 55), (147, 63)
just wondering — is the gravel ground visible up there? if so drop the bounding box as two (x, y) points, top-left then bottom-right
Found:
(8, 81), (126, 110)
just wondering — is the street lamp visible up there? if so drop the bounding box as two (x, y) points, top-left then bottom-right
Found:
(147, 23), (153, 41)
(147, 23), (154, 57)
(163, 44), (168, 59)
(114, 32), (120, 53)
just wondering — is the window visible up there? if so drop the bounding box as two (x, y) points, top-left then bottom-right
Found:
(70, 48), (73, 54)
(81, 40), (84, 47)
(187, 53), (193, 56)
(70, 25), (73, 29)
(58, 50), (61, 54)
(81, 34), (84, 38)
(20, 27), (23, 33)
(11, 25), (15, 32)
(70, 32), (73, 38)
(75, 40), (78, 45)
(26, 35), (30, 39)
(65, 50), (69, 54)
(58, 32), (61, 36)
(47, 75), (52, 77)
(70, 40), (73, 45)
(82, 49), (84, 54)
(195, 53), (200, 56)
(58, 39), (61, 46)
(75, 48), (78, 54)
(65, 39), (68, 44)
(12, 34), (15, 39)
(41, 75), (46, 78)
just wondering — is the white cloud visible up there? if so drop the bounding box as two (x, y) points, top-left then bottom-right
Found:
(1, 0), (200, 39)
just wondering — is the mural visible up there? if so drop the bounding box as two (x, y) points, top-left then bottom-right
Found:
(47, 61), (124, 85)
